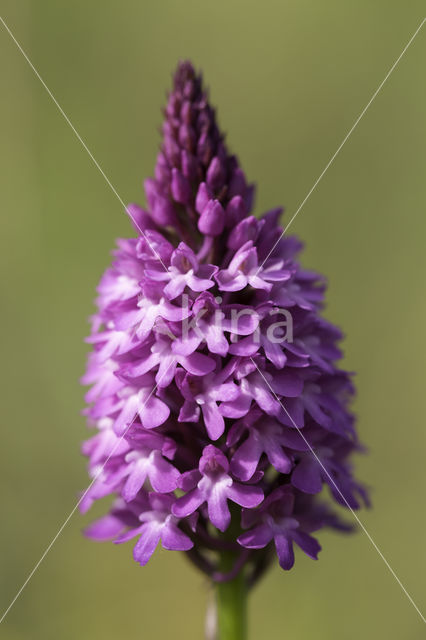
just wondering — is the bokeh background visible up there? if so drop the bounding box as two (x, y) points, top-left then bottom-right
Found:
(1, 1), (425, 638)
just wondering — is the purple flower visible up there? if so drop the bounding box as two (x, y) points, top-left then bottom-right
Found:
(176, 370), (242, 440)
(238, 486), (321, 570)
(119, 334), (216, 388)
(172, 445), (263, 531)
(81, 61), (367, 580)
(215, 241), (291, 292)
(146, 242), (217, 300)
(81, 417), (130, 465)
(112, 380), (171, 435)
(171, 292), (259, 357)
(115, 493), (194, 566)
(227, 409), (293, 481)
(121, 447), (180, 500)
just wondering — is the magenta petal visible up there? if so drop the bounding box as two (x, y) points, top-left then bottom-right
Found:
(84, 514), (126, 541)
(230, 435), (262, 481)
(272, 371), (303, 398)
(123, 464), (149, 501)
(178, 469), (201, 491)
(163, 276), (187, 300)
(274, 533), (295, 570)
(292, 530), (321, 560)
(238, 524), (273, 549)
(114, 395), (138, 436)
(178, 400), (200, 423)
(228, 336), (258, 357)
(278, 397), (305, 429)
(126, 352), (159, 378)
(115, 525), (144, 544)
(291, 459), (322, 494)
(172, 488), (204, 518)
(161, 522), (193, 551)
(132, 523), (162, 566)
(156, 356), (177, 387)
(220, 394), (252, 418)
(223, 308), (259, 335)
(265, 445), (293, 475)
(172, 332), (202, 356)
(162, 301), (191, 321)
(227, 482), (263, 508)
(205, 324), (229, 356)
(202, 402), (225, 440)
(215, 271), (247, 292)
(264, 340), (287, 369)
(207, 486), (231, 532)
(139, 396), (170, 429)
(148, 453), (180, 493)
(304, 394), (332, 428)
(180, 352), (216, 376)
(251, 380), (279, 414)
(186, 274), (215, 293)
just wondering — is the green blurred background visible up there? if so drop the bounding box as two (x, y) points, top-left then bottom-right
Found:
(1, 1), (425, 638)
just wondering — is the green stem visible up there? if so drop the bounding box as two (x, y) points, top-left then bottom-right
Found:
(215, 553), (247, 640)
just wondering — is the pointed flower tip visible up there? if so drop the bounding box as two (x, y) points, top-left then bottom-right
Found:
(148, 58), (256, 250)
(173, 60), (199, 87)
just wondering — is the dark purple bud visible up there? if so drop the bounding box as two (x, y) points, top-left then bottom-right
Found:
(166, 93), (179, 118)
(197, 109), (212, 132)
(195, 182), (213, 215)
(144, 177), (158, 210)
(180, 100), (194, 124)
(244, 183), (255, 212)
(163, 120), (176, 139)
(228, 167), (247, 199)
(197, 130), (214, 166)
(181, 151), (198, 181)
(198, 199), (225, 236)
(207, 156), (226, 192)
(154, 152), (170, 183)
(178, 124), (196, 151)
(225, 195), (246, 227)
(171, 168), (192, 205)
(183, 79), (196, 100)
(126, 203), (157, 233)
(144, 179), (177, 226)
(164, 136), (180, 166)
(227, 216), (261, 250)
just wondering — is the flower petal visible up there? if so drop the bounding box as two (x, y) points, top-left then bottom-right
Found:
(238, 524), (273, 549)
(274, 533), (295, 570)
(172, 489), (205, 518)
(227, 482), (264, 508)
(132, 523), (162, 566)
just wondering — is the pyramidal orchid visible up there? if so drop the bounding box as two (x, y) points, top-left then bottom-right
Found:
(81, 61), (368, 639)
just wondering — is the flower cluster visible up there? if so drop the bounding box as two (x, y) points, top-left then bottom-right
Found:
(81, 61), (367, 579)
